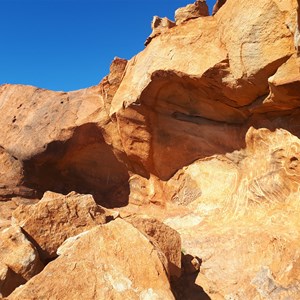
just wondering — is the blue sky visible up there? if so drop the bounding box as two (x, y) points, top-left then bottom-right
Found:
(1, 0), (215, 91)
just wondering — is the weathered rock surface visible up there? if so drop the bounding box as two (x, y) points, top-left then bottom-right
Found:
(163, 127), (300, 299)
(0, 84), (130, 207)
(0, 201), (17, 230)
(100, 57), (128, 114)
(0, 0), (297, 205)
(8, 219), (175, 300)
(175, 0), (209, 24)
(111, 0), (297, 181)
(212, 0), (226, 15)
(0, 198), (39, 231)
(124, 214), (182, 278)
(0, 0), (300, 298)
(145, 16), (175, 46)
(296, 4), (300, 54)
(12, 191), (106, 260)
(263, 54), (300, 109)
(0, 147), (25, 199)
(0, 226), (43, 297)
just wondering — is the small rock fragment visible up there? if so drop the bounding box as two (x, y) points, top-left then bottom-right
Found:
(145, 16), (175, 46)
(175, 0), (209, 25)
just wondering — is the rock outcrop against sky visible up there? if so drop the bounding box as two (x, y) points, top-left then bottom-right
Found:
(1, 0), (300, 299)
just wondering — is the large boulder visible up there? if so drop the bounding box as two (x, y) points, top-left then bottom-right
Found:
(12, 191), (107, 260)
(8, 219), (175, 300)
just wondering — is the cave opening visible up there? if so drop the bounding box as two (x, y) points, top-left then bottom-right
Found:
(23, 123), (130, 208)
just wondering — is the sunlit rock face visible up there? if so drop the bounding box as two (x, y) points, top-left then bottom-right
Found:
(1, 0), (300, 298)
(0, 84), (130, 207)
(175, 0), (209, 24)
(12, 191), (107, 260)
(8, 219), (175, 300)
(111, 0), (297, 181)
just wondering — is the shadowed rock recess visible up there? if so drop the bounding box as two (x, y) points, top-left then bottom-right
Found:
(23, 123), (130, 207)
(1, 0), (300, 299)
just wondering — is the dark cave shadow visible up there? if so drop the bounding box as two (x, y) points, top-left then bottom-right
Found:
(23, 123), (130, 208)
(171, 272), (211, 300)
(0, 268), (26, 297)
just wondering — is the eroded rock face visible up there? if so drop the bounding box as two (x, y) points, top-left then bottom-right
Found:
(12, 191), (107, 260)
(263, 54), (300, 109)
(0, 226), (43, 297)
(100, 57), (128, 114)
(145, 16), (175, 46)
(111, 0), (297, 181)
(124, 215), (182, 278)
(8, 219), (175, 300)
(175, 0), (209, 24)
(0, 147), (34, 200)
(0, 0), (300, 298)
(0, 84), (130, 207)
(212, 0), (226, 15)
(0, 263), (22, 298)
(162, 127), (300, 298)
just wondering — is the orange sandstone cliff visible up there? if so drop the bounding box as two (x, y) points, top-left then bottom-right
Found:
(1, 0), (300, 299)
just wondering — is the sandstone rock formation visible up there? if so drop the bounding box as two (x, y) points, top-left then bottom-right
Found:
(163, 127), (300, 298)
(145, 16), (176, 46)
(100, 57), (128, 114)
(0, 200), (17, 231)
(0, 147), (26, 199)
(212, 0), (226, 15)
(0, 84), (130, 207)
(264, 54), (300, 109)
(124, 214), (182, 278)
(175, 0), (209, 24)
(111, 0), (297, 183)
(0, 226), (43, 297)
(0, 0), (300, 298)
(12, 191), (107, 260)
(8, 219), (175, 300)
